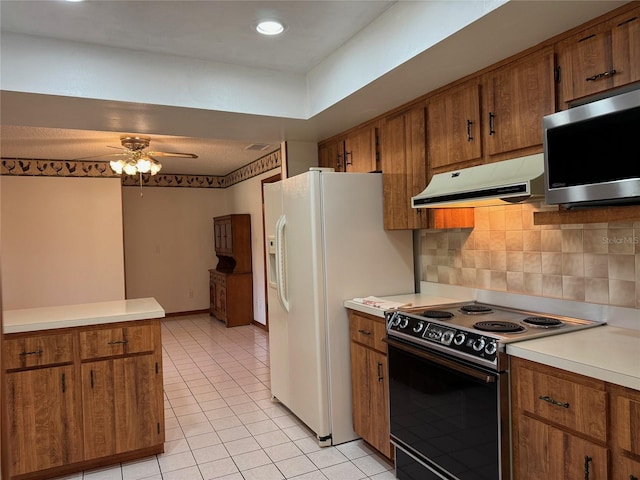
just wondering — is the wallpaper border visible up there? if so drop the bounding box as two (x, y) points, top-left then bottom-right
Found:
(1, 149), (281, 189)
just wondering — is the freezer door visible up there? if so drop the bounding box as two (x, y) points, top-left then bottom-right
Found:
(276, 171), (332, 441)
(263, 181), (290, 407)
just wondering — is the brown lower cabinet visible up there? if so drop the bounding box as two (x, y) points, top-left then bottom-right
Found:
(348, 309), (393, 459)
(3, 319), (164, 480)
(209, 269), (253, 327)
(511, 356), (640, 480)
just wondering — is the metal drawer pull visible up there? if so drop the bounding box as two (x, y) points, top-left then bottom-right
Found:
(466, 119), (473, 141)
(358, 329), (372, 336)
(377, 362), (384, 382)
(630, 475), (638, 480)
(539, 395), (570, 408)
(585, 69), (616, 82)
(19, 350), (43, 356)
(107, 340), (129, 345)
(584, 455), (592, 480)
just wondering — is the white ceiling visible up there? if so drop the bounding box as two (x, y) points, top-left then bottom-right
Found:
(0, 0), (629, 177)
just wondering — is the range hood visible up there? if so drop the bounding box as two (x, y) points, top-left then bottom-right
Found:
(412, 154), (545, 208)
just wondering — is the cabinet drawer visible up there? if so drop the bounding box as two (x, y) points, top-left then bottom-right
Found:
(211, 271), (227, 287)
(80, 324), (155, 360)
(515, 360), (607, 443)
(349, 312), (387, 353)
(4, 332), (74, 370)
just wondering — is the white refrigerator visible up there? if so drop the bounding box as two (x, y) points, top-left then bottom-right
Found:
(263, 169), (414, 446)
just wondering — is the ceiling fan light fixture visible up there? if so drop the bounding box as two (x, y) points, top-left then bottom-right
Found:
(136, 157), (152, 174)
(256, 20), (286, 36)
(122, 161), (138, 176)
(150, 160), (162, 176)
(110, 159), (125, 175)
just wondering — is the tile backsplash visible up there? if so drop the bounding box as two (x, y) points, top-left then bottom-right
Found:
(419, 203), (640, 308)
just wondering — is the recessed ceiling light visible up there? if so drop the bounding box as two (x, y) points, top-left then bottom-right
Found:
(256, 20), (286, 36)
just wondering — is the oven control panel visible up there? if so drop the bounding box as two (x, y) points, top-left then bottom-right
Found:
(386, 311), (499, 364)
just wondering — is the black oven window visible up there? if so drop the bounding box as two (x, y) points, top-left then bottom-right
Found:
(389, 345), (500, 480)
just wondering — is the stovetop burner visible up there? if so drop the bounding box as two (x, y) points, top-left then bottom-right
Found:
(473, 321), (525, 333)
(460, 304), (493, 314)
(421, 310), (454, 319)
(522, 316), (564, 328)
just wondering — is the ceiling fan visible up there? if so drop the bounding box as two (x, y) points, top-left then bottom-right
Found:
(77, 135), (198, 176)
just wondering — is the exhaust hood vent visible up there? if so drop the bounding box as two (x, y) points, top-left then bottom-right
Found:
(412, 154), (545, 208)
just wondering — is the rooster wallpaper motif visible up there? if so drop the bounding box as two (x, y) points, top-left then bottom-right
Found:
(1, 149), (280, 189)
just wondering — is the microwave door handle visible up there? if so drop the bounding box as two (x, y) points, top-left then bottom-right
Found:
(386, 337), (496, 384)
(275, 215), (290, 312)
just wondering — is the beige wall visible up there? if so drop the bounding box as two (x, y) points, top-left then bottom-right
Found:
(419, 202), (640, 313)
(227, 169), (281, 325)
(1, 176), (125, 309)
(122, 185), (227, 314)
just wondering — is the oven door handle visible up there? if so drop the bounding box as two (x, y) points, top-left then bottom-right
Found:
(385, 337), (496, 384)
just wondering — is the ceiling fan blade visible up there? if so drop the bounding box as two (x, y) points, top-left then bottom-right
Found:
(106, 145), (129, 151)
(146, 151), (198, 159)
(72, 152), (129, 161)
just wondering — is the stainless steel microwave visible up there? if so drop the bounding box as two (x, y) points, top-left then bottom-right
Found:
(542, 88), (640, 208)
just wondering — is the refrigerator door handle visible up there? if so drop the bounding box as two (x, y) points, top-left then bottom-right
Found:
(275, 214), (290, 312)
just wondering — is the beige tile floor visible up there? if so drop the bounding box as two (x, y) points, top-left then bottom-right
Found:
(54, 313), (395, 480)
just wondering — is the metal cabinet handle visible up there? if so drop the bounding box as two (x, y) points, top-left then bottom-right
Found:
(61, 373), (66, 393)
(585, 69), (616, 82)
(345, 151), (353, 166)
(584, 455), (592, 480)
(539, 395), (570, 408)
(377, 362), (384, 382)
(19, 349), (43, 356)
(466, 120), (473, 141)
(630, 475), (638, 480)
(358, 329), (372, 336)
(90, 370), (94, 389)
(107, 340), (128, 345)
(488, 112), (496, 135)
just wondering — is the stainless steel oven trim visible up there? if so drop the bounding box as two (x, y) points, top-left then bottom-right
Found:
(386, 337), (497, 381)
(392, 441), (450, 480)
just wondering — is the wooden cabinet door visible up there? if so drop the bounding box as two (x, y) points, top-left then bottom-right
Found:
(344, 126), (377, 172)
(484, 47), (555, 158)
(614, 455), (640, 480)
(380, 104), (430, 230)
(318, 139), (345, 171)
(349, 341), (391, 459)
(5, 365), (83, 476)
(517, 415), (608, 480)
(558, 6), (640, 105)
(427, 80), (482, 169)
(82, 355), (163, 460)
(557, 23), (614, 104)
(367, 349), (391, 458)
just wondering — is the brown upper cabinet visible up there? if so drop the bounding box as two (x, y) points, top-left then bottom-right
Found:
(380, 104), (430, 230)
(427, 47), (555, 171)
(557, 4), (640, 106)
(483, 47), (556, 162)
(318, 124), (378, 173)
(427, 79), (482, 170)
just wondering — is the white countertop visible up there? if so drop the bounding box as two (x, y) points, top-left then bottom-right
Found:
(344, 292), (468, 318)
(507, 325), (640, 390)
(3, 298), (166, 334)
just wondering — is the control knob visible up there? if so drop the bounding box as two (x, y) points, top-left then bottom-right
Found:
(485, 341), (497, 355)
(453, 332), (466, 346)
(413, 321), (425, 334)
(472, 338), (486, 352)
(441, 330), (454, 345)
(398, 317), (409, 329)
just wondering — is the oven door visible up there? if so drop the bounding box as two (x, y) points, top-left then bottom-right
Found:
(387, 337), (510, 480)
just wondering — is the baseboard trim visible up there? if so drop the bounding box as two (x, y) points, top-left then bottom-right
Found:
(252, 320), (268, 331)
(164, 309), (209, 318)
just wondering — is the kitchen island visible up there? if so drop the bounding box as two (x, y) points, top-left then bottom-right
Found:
(3, 298), (165, 480)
